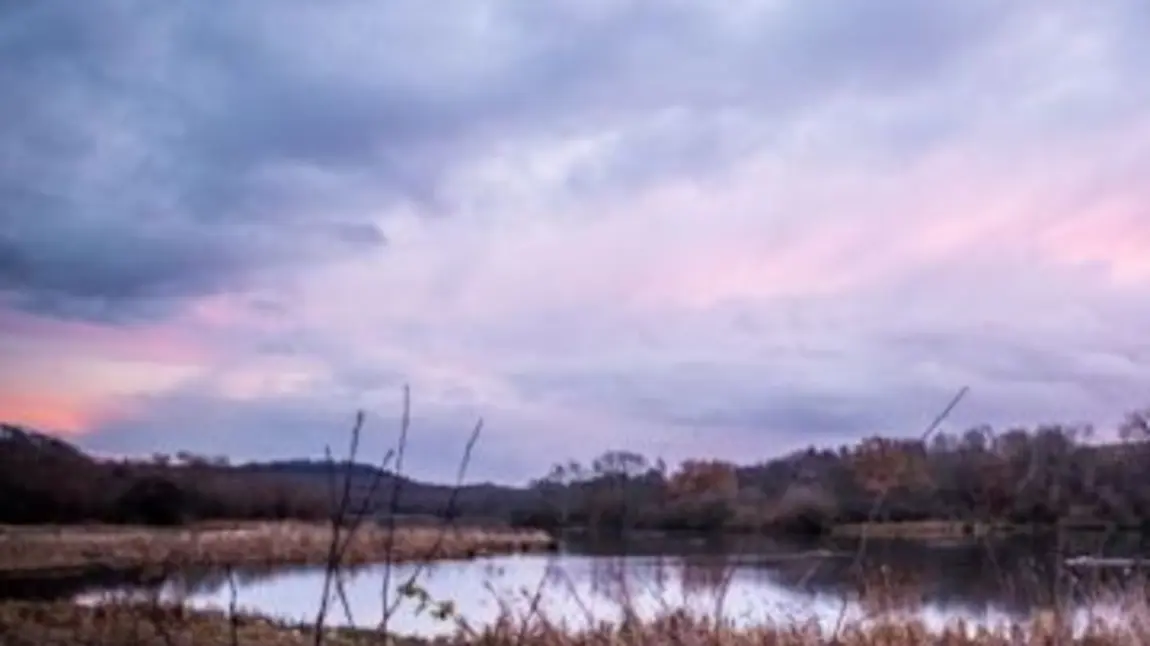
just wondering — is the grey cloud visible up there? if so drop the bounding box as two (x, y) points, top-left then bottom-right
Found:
(511, 360), (953, 440)
(0, 2), (408, 321)
(501, 272), (1150, 454)
(507, 343), (1143, 457)
(1, 0), (1054, 321)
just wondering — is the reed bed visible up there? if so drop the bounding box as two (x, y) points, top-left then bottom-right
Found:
(465, 610), (1150, 646)
(0, 522), (555, 577)
(3, 599), (1150, 646)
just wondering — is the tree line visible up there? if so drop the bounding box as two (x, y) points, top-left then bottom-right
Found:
(516, 408), (1150, 535)
(7, 406), (1150, 532)
(0, 423), (527, 526)
(0, 424), (332, 525)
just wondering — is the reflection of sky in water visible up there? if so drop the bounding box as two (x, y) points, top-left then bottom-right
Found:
(75, 552), (1137, 638)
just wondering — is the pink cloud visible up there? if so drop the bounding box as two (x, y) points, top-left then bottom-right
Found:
(0, 308), (209, 364)
(0, 300), (250, 436)
(1040, 202), (1150, 285)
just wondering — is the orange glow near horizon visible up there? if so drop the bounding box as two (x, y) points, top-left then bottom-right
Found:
(0, 391), (102, 436)
(0, 301), (223, 437)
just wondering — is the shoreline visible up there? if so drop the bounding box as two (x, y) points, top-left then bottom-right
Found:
(828, 519), (1145, 540)
(540, 519), (1138, 543)
(828, 520), (1027, 540)
(0, 521), (556, 580)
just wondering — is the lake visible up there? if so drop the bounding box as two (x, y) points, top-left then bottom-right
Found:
(23, 532), (1150, 637)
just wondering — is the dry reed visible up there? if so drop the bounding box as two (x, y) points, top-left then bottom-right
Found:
(4, 598), (1150, 646)
(0, 522), (555, 578)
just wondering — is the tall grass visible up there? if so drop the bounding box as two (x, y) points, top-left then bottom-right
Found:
(5, 595), (1150, 645)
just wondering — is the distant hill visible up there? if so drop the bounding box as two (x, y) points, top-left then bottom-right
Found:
(0, 423), (123, 523)
(0, 423), (89, 463)
(236, 459), (540, 520)
(0, 423), (540, 524)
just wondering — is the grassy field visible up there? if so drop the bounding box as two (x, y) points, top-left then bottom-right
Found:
(0, 521), (555, 578)
(2, 598), (1148, 645)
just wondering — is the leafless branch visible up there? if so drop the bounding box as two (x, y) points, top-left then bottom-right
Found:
(832, 385), (969, 639)
(313, 411), (365, 646)
(379, 384), (412, 637)
(225, 565), (239, 646)
(382, 417), (484, 627)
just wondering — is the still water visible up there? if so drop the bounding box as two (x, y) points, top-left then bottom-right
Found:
(60, 533), (1150, 636)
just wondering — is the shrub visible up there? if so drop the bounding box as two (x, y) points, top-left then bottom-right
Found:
(114, 476), (192, 526)
(769, 484), (838, 536)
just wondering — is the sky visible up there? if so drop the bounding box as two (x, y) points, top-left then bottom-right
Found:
(2, 1), (1150, 484)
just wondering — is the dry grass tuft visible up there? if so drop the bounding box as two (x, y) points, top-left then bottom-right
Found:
(0, 600), (418, 646)
(448, 604), (1150, 646)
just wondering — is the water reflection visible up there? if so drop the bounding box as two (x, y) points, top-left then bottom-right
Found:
(24, 532), (1150, 637)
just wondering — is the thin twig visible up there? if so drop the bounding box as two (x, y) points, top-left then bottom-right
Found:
(225, 565), (240, 646)
(832, 385), (969, 639)
(314, 411), (365, 646)
(383, 418), (484, 625)
(515, 560), (556, 645)
(327, 449), (398, 575)
(711, 558), (738, 627)
(379, 385), (412, 638)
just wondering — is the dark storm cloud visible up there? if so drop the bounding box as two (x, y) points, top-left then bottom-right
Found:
(0, 1), (400, 321)
(0, 0), (1023, 322)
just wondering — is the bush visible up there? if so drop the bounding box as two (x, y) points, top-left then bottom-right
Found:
(114, 476), (193, 526)
(769, 484), (837, 536)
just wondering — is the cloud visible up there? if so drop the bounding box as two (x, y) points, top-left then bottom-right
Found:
(3, 1), (1150, 481)
(0, 0), (1035, 321)
(1, 1), (395, 321)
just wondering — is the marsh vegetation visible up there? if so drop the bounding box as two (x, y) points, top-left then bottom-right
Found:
(0, 522), (554, 578)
